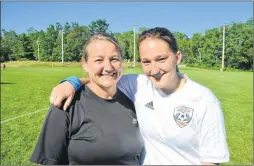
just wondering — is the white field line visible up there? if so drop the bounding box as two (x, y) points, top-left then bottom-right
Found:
(1, 107), (49, 124)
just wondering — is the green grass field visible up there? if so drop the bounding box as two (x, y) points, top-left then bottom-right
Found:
(1, 61), (253, 165)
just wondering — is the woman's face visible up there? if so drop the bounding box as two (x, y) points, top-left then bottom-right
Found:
(139, 37), (182, 89)
(83, 39), (122, 89)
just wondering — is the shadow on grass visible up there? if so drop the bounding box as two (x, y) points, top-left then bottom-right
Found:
(0, 82), (15, 85)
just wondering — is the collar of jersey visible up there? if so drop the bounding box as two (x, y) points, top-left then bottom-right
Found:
(81, 84), (120, 103)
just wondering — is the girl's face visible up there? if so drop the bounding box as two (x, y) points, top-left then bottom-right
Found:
(139, 38), (182, 89)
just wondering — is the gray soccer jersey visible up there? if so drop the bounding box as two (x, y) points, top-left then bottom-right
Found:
(30, 85), (144, 165)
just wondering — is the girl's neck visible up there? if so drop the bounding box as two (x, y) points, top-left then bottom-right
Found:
(161, 72), (186, 95)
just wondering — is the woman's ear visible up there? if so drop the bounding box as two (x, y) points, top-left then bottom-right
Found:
(176, 51), (182, 65)
(81, 56), (89, 73)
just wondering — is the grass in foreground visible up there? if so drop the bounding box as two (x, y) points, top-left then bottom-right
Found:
(1, 64), (252, 165)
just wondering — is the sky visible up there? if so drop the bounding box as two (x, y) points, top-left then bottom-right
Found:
(2, 1), (252, 37)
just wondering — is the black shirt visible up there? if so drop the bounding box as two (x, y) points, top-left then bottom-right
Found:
(30, 85), (144, 165)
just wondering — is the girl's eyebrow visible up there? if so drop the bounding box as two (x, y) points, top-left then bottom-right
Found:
(141, 55), (168, 61)
(155, 55), (168, 59)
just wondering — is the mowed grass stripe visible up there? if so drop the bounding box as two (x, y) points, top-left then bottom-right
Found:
(1, 108), (49, 124)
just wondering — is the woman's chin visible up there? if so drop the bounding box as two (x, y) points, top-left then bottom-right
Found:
(99, 80), (117, 89)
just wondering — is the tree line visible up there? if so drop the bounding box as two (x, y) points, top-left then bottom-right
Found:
(1, 18), (253, 70)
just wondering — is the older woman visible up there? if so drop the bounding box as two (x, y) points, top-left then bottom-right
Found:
(30, 33), (144, 165)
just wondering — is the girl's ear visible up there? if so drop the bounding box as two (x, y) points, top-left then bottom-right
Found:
(176, 51), (182, 65)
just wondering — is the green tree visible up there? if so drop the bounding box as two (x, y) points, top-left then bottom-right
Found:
(19, 33), (35, 60)
(1, 30), (24, 60)
(88, 19), (109, 34)
(64, 26), (90, 61)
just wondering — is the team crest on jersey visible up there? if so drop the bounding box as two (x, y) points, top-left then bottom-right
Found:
(173, 106), (193, 128)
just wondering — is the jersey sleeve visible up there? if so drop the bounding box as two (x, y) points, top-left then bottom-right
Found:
(199, 100), (230, 163)
(60, 76), (82, 91)
(30, 105), (70, 165)
(117, 74), (140, 102)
